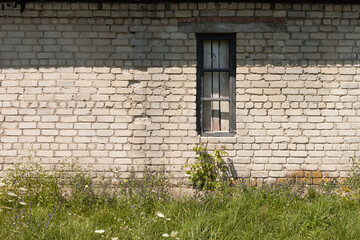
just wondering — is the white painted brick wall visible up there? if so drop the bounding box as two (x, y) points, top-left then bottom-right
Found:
(0, 2), (359, 184)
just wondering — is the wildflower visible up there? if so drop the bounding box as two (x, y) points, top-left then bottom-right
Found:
(156, 212), (165, 218)
(7, 192), (17, 197)
(162, 233), (169, 237)
(19, 202), (27, 206)
(0, 206), (12, 210)
(0, 183), (6, 187)
(111, 238), (119, 240)
(94, 230), (105, 234)
(170, 231), (178, 237)
(19, 187), (28, 192)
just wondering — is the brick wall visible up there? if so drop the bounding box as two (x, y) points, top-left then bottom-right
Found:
(0, 1), (360, 184)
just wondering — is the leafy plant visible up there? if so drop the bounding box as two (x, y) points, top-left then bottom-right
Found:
(344, 154), (360, 191)
(185, 144), (228, 191)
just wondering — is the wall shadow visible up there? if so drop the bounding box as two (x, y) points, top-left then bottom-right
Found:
(0, 3), (359, 70)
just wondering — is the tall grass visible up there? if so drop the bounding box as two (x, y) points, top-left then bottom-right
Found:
(1, 156), (360, 239)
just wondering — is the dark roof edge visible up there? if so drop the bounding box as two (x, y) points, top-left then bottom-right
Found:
(8, 0), (360, 3)
(7, 0), (360, 12)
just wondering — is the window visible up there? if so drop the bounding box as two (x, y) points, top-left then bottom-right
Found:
(196, 33), (236, 136)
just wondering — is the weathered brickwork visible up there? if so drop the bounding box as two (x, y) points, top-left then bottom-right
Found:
(0, 2), (360, 184)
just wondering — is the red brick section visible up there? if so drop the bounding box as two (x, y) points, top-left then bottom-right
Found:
(178, 17), (287, 23)
(278, 171), (342, 185)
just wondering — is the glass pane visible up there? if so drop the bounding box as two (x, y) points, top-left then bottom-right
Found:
(203, 40), (212, 69)
(212, 101), (220, 131)
(212, 72), (219, 98)
(220, 72), (229, 98)
(212, 40), (219, 69)
(204, 100), (230, 132)
(219, 40), (229, 68)
(203, 72), (212, 98)
(203, 101), (212, 132)
(220, 101), (230, 131)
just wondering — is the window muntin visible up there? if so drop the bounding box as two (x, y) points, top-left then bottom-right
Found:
(196, 34), (236, 136)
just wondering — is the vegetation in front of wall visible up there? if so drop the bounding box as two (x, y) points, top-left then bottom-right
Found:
(2, 154), (360, 239)
(343, 154), (360, 191)
(185, 143), (229, 191)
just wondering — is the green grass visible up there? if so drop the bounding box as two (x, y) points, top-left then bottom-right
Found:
(2, 157), (360, 239)
(2, 183), (360, 240)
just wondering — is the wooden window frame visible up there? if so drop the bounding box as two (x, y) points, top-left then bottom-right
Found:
(196, 33), (236, 137)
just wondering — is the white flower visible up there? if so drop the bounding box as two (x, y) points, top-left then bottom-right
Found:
(111, 238), (119, 240)
(19, 187), (28, 192)
(184, 173), (191, 177)
(19, 202), (27, 206)
(94, 230), (105, 234)
(166, 218), (171, 221)
(0, 183), (6, 187)
(7, 192), (17, 197)
(0, 206), (12, 210)
(156, 212), (165, 218)
(162, 233), (169, 237)
(170, 231), (178, 237)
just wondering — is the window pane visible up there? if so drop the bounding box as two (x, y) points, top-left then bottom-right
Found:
(204, 40), (229, 69)
(204, 40), (212, 69)
(212, 101), (220, 131)
(220, 72), (229, 98)
(204, 72), (229, 132)
(219, 40), (229, 69)
(204, 100), (230, 132)
(204, 72), (229, 100)
(212, 72), (220, 98)
(203, 101), (212, 132)
(212, 40), (220, 69)
(220, 101), (230, 131)
(212, 71), (220, 131)
(203, 72), (212, 98)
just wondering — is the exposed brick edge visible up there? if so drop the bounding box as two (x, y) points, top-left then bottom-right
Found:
(178, 17), (287, 24)
(280, 171), (341, 185)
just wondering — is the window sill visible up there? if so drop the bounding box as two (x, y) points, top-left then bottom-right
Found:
(200, 132), (235, 137)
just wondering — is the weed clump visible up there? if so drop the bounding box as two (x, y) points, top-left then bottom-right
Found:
(0, 155), (172, 239)
(3, 151), (360, 239)
(344, 154), (360, 191)
(185, 144), (228, 191)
